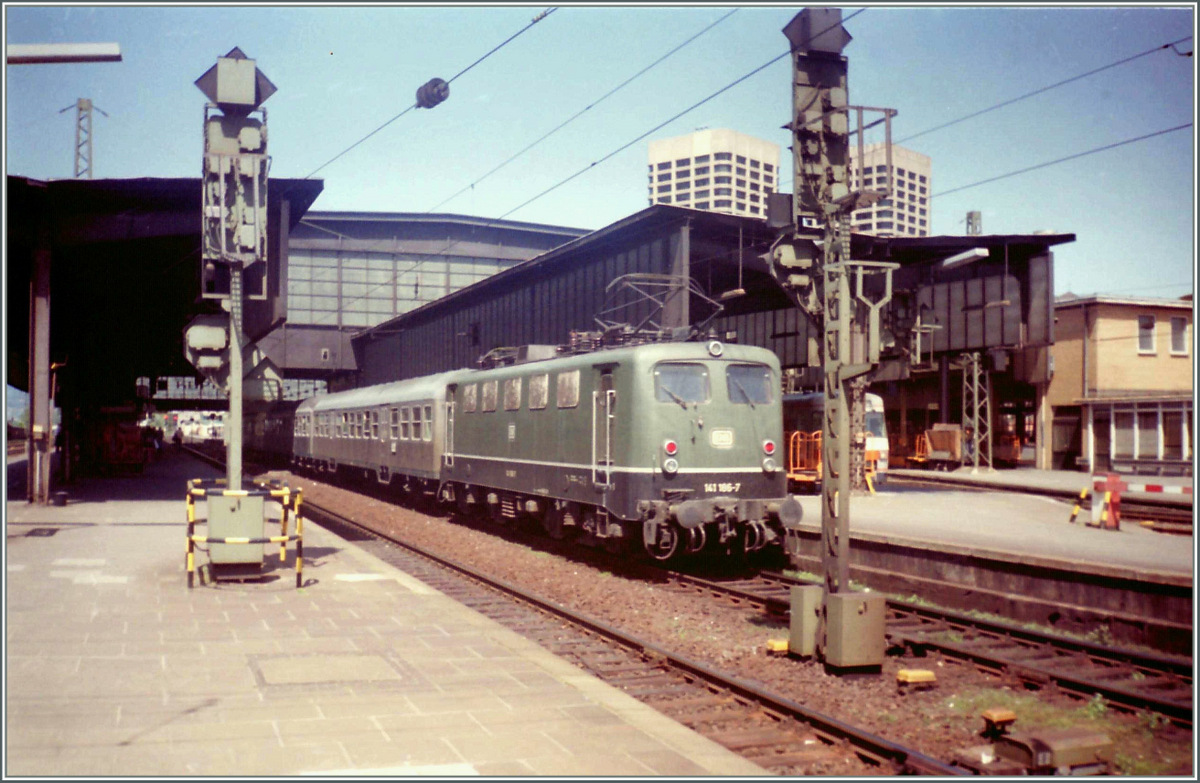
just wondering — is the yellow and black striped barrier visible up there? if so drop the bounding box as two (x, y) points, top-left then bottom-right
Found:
(185, 480), (304, 589)
(1067, 487), (1089, 524)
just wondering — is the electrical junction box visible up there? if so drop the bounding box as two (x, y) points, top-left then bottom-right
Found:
(208, 493), (265, 571)
(788, 584), (823, 658)
(824, 590), (886, 668)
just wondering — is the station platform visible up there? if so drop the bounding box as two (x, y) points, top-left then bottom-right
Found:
(4, 450), (765, 777)
(889, 466), (1194, 508)
(795, 470), (1193, 579)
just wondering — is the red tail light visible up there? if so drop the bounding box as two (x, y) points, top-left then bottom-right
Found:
(763, 440), (776, 456)
(663, 439), (678, 456)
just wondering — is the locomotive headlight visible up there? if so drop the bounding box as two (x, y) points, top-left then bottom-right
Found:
(663, 457), (679, 475)
(762, 457), (778, 473)
(762, 439), (777, 456)
(663, 439), (678, 457)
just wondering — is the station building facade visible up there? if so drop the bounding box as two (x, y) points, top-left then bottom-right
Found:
(1046, 294), (1193, 475)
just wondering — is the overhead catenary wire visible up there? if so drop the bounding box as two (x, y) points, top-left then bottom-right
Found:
(932, 123), (1192, 198)
(778, 35), (1194, 192)
(896, 36), (1192, 145)
(307, 8), (869, 333)
(426, 8), (741, 213)
(302, 7), (558, 180)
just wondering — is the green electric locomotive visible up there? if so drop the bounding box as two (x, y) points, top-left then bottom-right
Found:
(293, 338), (802, 561)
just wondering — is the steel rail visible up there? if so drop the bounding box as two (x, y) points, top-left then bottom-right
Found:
(299, 499), (964, 776)
(666, 569), (1193, 727)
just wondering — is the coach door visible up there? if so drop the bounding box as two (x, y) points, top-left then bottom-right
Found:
(443, 385), (456, 469)
(591, 370), (615, 489)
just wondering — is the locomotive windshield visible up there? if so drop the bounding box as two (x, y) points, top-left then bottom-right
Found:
(654, 363), (709, 406)
(726, 364), (773, 406)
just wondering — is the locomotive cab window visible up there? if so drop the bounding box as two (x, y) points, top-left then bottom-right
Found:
(463, 384), (478, 413)
(556, 370), (580, 408)
(726, 364), (773, 405)
(654, 363), (710, 405)
(529, 374), (549, 410)
(503, 378), (522, 411)
(482, 380), (498, 412)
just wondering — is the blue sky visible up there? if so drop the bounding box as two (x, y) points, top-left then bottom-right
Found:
(4, 3), (1195, 305)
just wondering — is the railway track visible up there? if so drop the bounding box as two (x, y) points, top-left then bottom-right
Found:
(658, 569), (1194, 728)
(298, 498), (963, 776)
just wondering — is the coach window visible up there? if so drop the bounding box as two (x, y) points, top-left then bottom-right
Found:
(503, 377), (522, 411)
(371, 410), (380, 439)
(463, 383), (478, 413)
(390, 408), (399, 439)
(529, 374), (549, 410)
(423, 404), (434, 441)
(654, 363), (709, 404)
(556, 370), (580, 408)
(482, 380), (498, 412)
(412, 406), (424, 441)
(726, 364), (773, 405)
(401, 407), (412, 440)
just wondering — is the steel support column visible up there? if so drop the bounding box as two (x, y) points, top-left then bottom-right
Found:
(27, 217), (52, 504)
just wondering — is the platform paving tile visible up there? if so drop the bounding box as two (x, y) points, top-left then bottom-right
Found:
(524, 751), (658, 776)
(316, 696), (419, 720)
(339, 734), (466, 769)
(228, 738), (355, 775)
(631, 747), (717, 776)
(399, 691), (514, 716)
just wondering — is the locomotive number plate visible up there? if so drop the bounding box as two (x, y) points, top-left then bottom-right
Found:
(705, 482), (741, 494)
(710, 429), (734, 448)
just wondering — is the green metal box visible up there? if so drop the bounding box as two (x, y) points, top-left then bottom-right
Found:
(209, 493), (265, 567)
(824, 590), (886, 668)
(788, 584), (824, 657)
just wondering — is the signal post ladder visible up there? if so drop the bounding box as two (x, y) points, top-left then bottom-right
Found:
(186, 479), (305, 588)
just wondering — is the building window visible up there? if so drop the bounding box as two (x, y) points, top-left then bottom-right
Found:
(736, 201), (747, 212)
(918, 174), (927, 183)
(676, 169), (690, 179)
(695, 154), (710, 163)
(763, 162), (773, 172)
(656, 185), (670, 193)
(749, 206), (760, 214)
(918, 219), (926, 227)
(658, 196), (671, 204)
(714, 164), (732, 173)
(715, 187), (731, 196)
(715, 152), (732, 161)
(1171, 317), (1188, 355)
(657, 173), (670, 182)
(750, 171), (760, 181)
(918, 186), (927, 194)
(695, 201), (710, 209)
(1138, 315), (1156, 353)
(749, 194), (759, 203)
(675, 181), (689, 190)
(694, 166), (709, 176)
(715, 199), (732, 208)
(656, 162), (670, 170)
(736, 190), (746, 199)
(675, 158), (689, 166)
(736, 167), (746, 176)
(750, 182), (760, 192)
(749, 159), (760, 168)
(736, 155), (746, 164)
(694, 177), (709, 187)
(715, 176), (731, 185)
(877, 221), (893, 229)
(695, 189), (710, 199)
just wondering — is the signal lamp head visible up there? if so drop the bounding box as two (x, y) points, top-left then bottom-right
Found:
(763, 439), (777, 456)
(663, 439), (678, 457)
